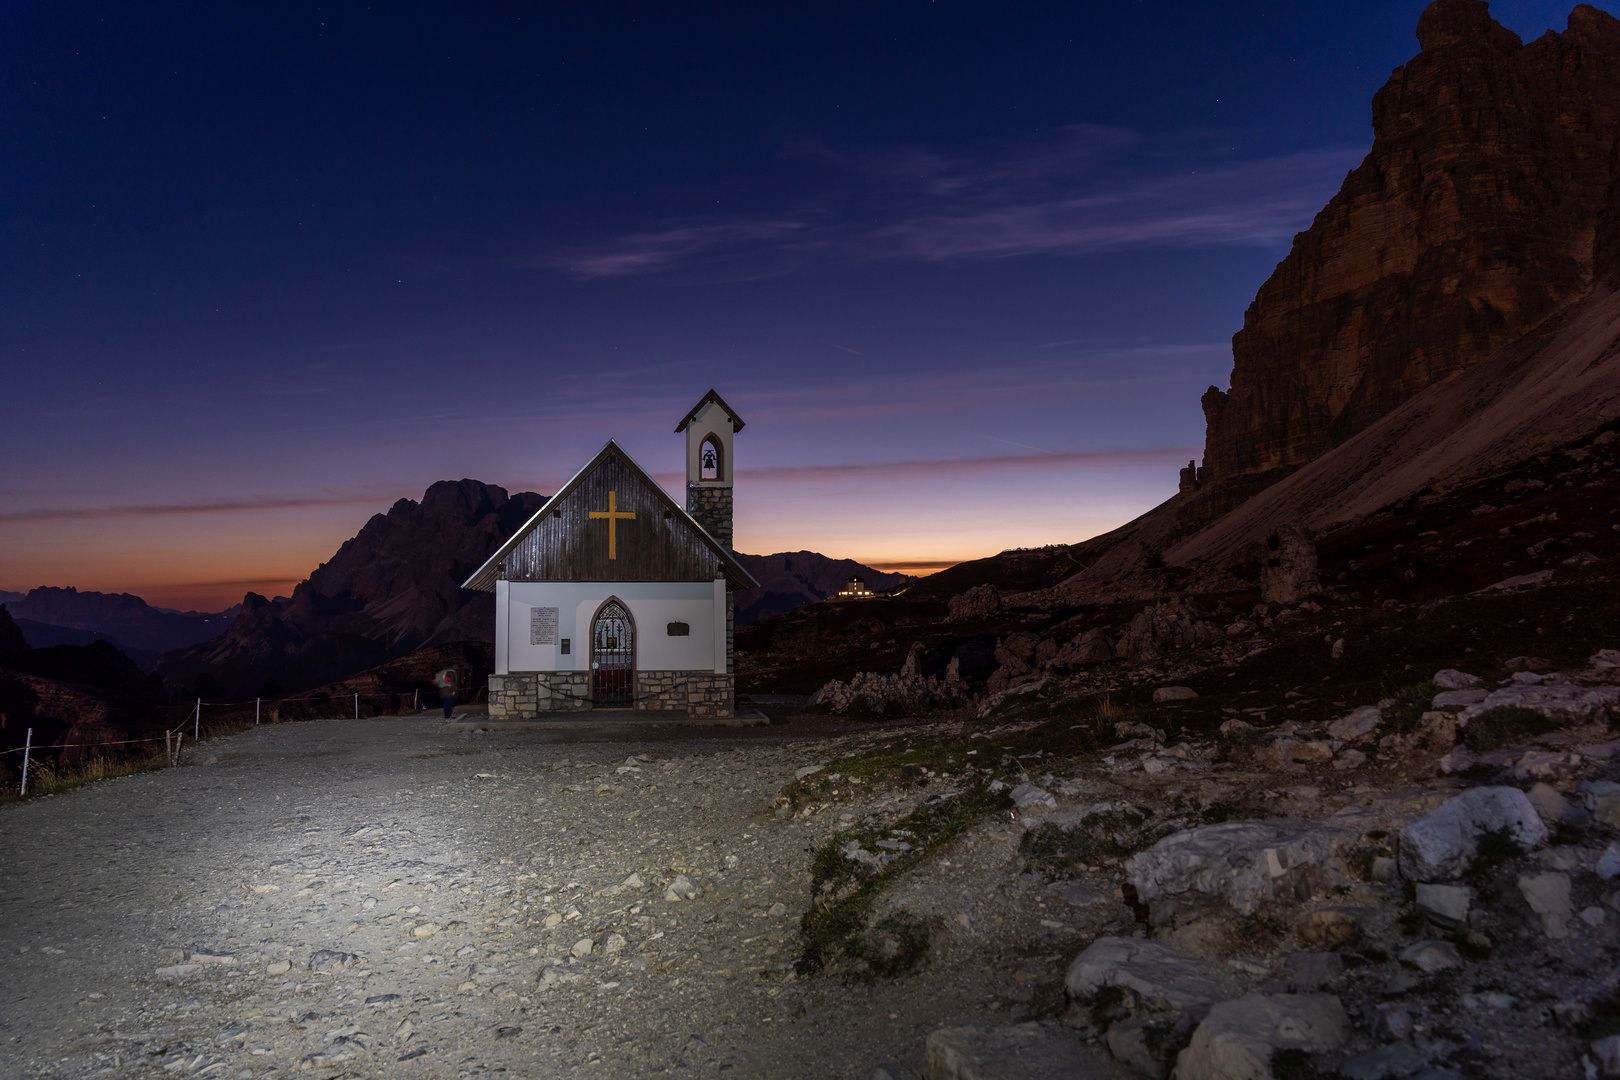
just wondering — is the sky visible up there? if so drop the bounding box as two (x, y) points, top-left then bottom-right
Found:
(2, 1), (1610, 611)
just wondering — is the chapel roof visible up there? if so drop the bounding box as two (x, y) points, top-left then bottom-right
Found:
(461, 439), (758, 592)
(674, 389), (746, 434)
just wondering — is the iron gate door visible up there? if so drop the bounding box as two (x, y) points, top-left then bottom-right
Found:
(591, 601), (634, 707)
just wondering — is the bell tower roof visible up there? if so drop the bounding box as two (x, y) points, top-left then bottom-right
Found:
(674, 389), (745, 434)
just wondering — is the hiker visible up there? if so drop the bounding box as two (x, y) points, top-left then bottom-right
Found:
(433, 667), (459, 719)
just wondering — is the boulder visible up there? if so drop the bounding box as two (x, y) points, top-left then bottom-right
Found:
(1397, 786), (1547, 882)
(1327, 706), (1383, 741)
(1414, 884), (1471, 930)
(1431, 689), (1488, 709)
(1398, 940), (1464, 974)
(922, 1022), (1120, 1080)
(1458, 683), (1620, 727)
(1596, 842), (1620, 881)
(1052, 628), (1114, 669)
(1114, 598), (1223, 664)
(1175, 994), (1347, 1080)
(1432, 669), (1482, 690)
(1124, 820), (1359, 916)
(1258, 523), (1321, 605)
(1153, 686), (1199, 703)
(947, 584), (1000, 622)
(1065, 936), (1232, 1017)
(1518, 872), (1572, 939)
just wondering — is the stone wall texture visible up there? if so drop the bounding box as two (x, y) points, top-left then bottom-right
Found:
(687, 485), (733, 551)
(1202, 0), (1620, 484)
(488, 671), (732, 718)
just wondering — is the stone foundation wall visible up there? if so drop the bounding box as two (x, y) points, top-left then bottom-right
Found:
(489, 671), (733, 717)
(487, 673), (590, 717)
(686, 673), (734, 718)
(635, 670), (688, 711)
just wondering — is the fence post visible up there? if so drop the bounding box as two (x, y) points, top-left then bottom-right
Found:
(194, 698), (200, 740)
(354, 692), (359, 721)
(256, 697), (261, 725)
(19, 728), (31, 795)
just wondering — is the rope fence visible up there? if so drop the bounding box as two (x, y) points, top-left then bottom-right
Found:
(2, 679), (485, 796)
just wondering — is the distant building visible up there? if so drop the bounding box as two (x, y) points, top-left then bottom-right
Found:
(463, 390), (758, 718)
(836, 577), (876, 599)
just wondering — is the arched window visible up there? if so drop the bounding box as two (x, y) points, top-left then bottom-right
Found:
(700, 434), (723, 482)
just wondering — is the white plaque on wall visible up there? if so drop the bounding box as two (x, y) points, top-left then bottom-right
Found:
(529, 607), (559, 646)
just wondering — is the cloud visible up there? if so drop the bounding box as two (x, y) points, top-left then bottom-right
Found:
(0, 493), (393, 525)
(539, 127), (1364, 278)
(731, 447), (1199, 484)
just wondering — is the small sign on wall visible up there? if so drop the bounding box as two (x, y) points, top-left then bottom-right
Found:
(529, 606), (559, 646)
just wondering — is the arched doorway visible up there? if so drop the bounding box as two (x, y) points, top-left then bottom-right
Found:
(591, 599), (635, 707)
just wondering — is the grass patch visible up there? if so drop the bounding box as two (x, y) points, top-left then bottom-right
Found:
(797, 783), (1009, 978)
(0, 752), (166, 802)
(1463, 706), (1559, 751)
(1384, 682), (1440, 735)
(1464, 826), (1524, 883)
(1019, 807), (1157, 876)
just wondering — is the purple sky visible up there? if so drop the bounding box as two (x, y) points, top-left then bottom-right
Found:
(1, 2), (1606, 611)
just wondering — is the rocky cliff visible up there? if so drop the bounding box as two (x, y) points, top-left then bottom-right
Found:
(1201, 0), (1620, 486)
(156, 479), (547, 697)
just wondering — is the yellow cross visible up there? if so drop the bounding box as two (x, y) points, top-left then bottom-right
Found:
(588, 490), (636, 559)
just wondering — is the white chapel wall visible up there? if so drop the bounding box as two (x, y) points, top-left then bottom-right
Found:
(503, 581), (716, 674)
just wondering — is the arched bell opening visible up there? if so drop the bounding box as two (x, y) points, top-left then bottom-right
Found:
(699, 433), (723, 482)
(590, 598), (635, 707)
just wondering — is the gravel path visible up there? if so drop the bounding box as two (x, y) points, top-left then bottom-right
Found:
(0, 715), (1067, 1080)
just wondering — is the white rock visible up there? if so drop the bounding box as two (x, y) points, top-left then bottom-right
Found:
(1518, 872), (1572, 939)
(663, 874), (699, 901)
(571, 937), (594, 958)
(1332, 749), (1368, 771)
(1458, 684), (1620, 727)
(1592, 650), (1620, 670)
(1398, 940), (1464, 974)
(1432, 689), (1488, 709)
(1153, 686), (1199, 702)
(1432, 669), (1482, 690)
(266, 960), (292, 975)
(1592, 1035), (1620, 1077)
(1009, 783), (1056, 809)
(602, 933), (627, 955)
(1175, 993), (1348, 1080)
(1125, 819), (1358, 915)
(1327, 706), (1382, 741)
(1065, 936), (1232, 1015)
(620, 872), (644, 889)
(1397, 786), (1548, 882)
(1581, 906), (1607, 928)
(1596, 843), (1620, 881)
(1415, 884), (1472, 930)
(794, 765), (823, 780)
(1527, 782), (1590, 827)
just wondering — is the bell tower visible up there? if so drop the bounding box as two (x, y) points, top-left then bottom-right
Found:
(675, 389), (745, 550)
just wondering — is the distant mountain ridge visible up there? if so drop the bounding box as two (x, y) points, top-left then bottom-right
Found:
(0, 587), (238, 669)
(732, 551), (909, 624)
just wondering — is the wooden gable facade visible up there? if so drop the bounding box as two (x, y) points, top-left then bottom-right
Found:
(464, 441), (757, 592)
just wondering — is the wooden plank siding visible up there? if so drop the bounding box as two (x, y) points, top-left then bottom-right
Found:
(506, 450), (721, 583)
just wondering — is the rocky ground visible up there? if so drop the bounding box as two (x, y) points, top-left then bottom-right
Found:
(7, 610), (1620, 1079)
(0, 713), (1133, 1080)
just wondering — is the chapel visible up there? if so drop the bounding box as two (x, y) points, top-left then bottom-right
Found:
(464, 390), (757, 717)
